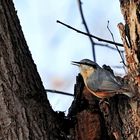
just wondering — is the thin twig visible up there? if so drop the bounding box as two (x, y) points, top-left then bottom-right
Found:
(107, 21), (126, 68)
(57, 20), (123, 47)
(111, 65), (125, 69)
(45, 89), (74, 97)
(77, 0), (96, 62)
(95, 42), (124, 52)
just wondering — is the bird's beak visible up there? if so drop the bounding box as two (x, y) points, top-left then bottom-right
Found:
(71, 61), (81, 66)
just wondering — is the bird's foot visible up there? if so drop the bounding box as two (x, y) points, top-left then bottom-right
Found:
(99, 99), (110, 116)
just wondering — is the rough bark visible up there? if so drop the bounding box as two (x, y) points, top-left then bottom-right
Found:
(0, 0), (66, 139)
(68, 1), (140, 140)
(117, 0), (140, 139)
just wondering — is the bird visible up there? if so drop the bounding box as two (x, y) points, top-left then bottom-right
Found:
(72, 59), (133, 99)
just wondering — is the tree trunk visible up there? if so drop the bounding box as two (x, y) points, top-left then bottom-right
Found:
(0, 0), (66, 139)
(68, 0), (140, 140)
(117, 0), (140, 139)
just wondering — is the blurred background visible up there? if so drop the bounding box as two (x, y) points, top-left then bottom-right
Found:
(13, 0), (125, 113)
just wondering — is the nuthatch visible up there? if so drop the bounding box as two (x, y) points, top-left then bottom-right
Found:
(72, 59), (133, 99)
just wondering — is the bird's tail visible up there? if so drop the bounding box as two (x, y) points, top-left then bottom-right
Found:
(121, 92), (134, 98)
(116, 87), (134, 98)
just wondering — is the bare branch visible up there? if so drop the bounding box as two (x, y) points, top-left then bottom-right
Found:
(96, 42), (124, 52)
(111, 65), (125, 69)
(45, 89), (74, 97)
(107, 21), (127, 68)
(77, 0), (96, 62)
(57, 20), (123, 47)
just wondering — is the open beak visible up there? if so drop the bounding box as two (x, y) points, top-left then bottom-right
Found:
(71, 61), (81, 66)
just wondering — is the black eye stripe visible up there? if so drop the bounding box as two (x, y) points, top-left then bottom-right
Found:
(72, 60), (97, 69)
(84, 63), (97, 68)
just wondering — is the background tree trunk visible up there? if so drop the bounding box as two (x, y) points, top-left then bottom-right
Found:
(0, 0), (66, 139)
(68, 0), (140, 140)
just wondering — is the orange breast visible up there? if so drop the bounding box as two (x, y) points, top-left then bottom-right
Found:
(86, 86), (115, 98)
(93, 91), (115, 98)
(83, 78), (115, 99)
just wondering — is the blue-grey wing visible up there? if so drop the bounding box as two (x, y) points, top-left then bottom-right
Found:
(87, 68), (121, 92)
(99, 80), (120, 91)
(99, 69), (121, 91)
